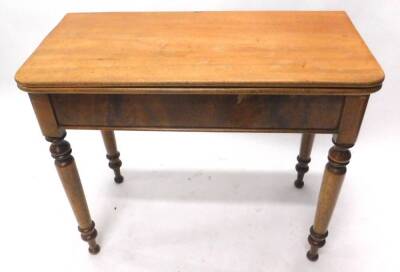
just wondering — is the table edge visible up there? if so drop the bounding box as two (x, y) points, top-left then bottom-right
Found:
(16, 82), (383, 95)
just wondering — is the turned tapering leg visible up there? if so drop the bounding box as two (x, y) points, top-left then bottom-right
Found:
(306, 140), (351, 261)
(101, 130), (124, 184)
(46, 132), (100, 254)
(294, 133), (315, 188)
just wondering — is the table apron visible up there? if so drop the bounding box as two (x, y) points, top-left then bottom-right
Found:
(49, 94), (344, 132)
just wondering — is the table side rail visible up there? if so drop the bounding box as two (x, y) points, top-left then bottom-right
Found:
(48, 94), (344, 133)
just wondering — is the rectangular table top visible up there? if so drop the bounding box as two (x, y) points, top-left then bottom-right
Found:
(16, 11), (384, 94)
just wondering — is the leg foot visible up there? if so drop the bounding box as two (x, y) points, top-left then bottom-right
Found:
(294, 133), (315, 188)
(101, 130), (124, 184)
(89, 244), (101, 255)
(79, 221), (101, 254)
(306, 250), (319, 262)
(106, 152), (124, 184)
(306, 226), (328, 261)
(294, 157), (307, 189)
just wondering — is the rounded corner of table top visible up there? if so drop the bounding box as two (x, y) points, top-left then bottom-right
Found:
(359, 69), (385, 94)
(14, 72), (29, 92)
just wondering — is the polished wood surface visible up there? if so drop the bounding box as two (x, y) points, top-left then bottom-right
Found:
(16, 11), (383, 93)
(17, 11), (384, 261)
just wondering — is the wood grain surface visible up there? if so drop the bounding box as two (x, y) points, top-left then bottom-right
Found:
(16, 11), (384, 93)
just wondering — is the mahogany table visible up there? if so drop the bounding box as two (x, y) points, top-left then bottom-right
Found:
(15, 11), (384, 261)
